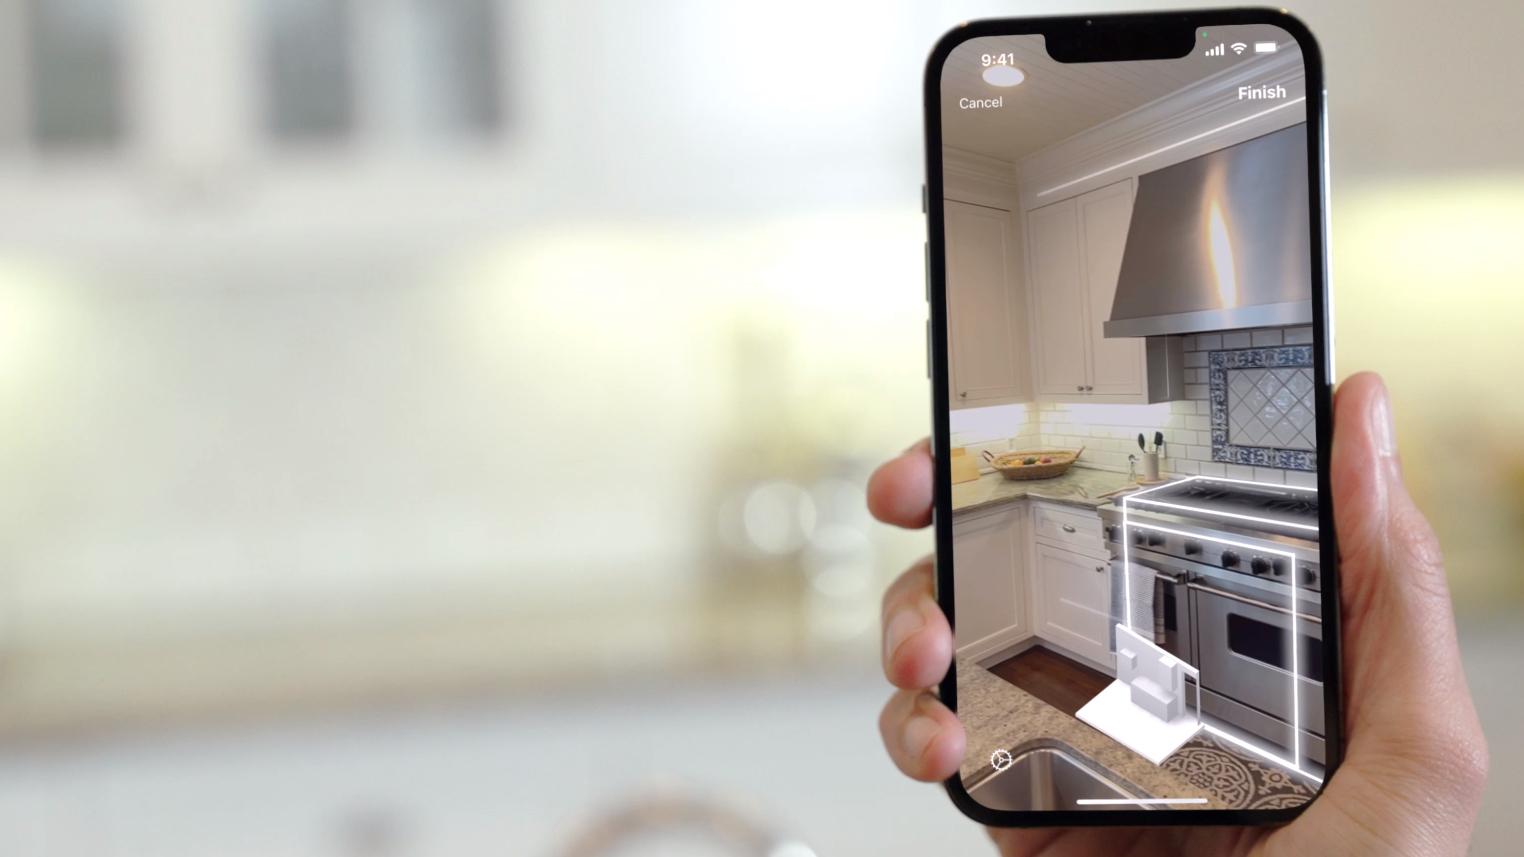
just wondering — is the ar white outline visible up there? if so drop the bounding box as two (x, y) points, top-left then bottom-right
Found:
(1125, 497), (1320, 534)
(1119, 476), (1318, 780)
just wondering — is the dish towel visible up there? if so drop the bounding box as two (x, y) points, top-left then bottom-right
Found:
(1154, 575), (1167, 645)
(1109, 558), (1162, 654)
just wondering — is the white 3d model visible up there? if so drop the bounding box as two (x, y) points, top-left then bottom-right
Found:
(1075, 624), (1204, 765)
(1117, 625), (1187, 722)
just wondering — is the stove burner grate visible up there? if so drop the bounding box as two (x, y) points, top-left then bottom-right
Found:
(1261, 498), (1319, 515)
(1145, 479), (1320, 525)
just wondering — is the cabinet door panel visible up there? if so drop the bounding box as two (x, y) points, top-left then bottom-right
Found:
(1026, 198), (1088, 396)
(944, 200), (1024, 404)
(1034, 541), (1111, 666)
(952, 508), (1026, 654)
(1077, 180), (1146, 397)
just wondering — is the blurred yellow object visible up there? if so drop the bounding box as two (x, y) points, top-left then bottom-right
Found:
(1335, 179), (1524, 610)
(951, 447), (981, 483)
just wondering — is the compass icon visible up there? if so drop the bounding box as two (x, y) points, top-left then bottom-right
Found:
(990, 749), (1014, 772)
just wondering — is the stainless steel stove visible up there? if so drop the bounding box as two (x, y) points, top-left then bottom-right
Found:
(1101, 477), (1322, 594)
(1099, 476), (1326, 766)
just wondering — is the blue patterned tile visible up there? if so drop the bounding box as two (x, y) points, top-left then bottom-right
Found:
(1207, 343), (1317, 473)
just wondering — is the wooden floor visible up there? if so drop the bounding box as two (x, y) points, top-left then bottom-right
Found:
(988, 646), (1112, 717)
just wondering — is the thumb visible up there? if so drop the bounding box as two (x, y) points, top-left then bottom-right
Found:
(1308, 372), (1488, 852)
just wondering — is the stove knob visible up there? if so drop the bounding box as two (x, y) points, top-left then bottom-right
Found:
(1250, 556), (1272, 576)
(1299, 567), (1318, 587)
(1147, 532), (1165, 548)
(1183, 539), (1204, 557)
(1132, 530), (1147, 546)
(1105, 525), (1122, 542)
(1220, 550), (1240, 569)
(1271, 557), (1290, 577)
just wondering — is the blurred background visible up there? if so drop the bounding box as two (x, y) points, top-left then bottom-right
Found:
(0, 0), (1517, 854)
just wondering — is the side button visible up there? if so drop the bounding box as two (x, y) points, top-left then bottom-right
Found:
(926, 319), (932, 379)
(923, 241), (930, 302)
(921, 183), (927, 214)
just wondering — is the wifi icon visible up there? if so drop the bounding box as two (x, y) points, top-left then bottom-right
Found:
(1231, 42), (1248, 54)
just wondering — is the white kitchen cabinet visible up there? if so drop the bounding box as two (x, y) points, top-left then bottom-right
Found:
(1077, 181), (1147, 396)
(1026, 179), (1148, 401)
(951, 504), (1030, 660)
(1032, 540), (1113, 669)
(1025, 198), (1089, 395)
(944, 199), (1029, 407)
(1031, 501), (1104, 551)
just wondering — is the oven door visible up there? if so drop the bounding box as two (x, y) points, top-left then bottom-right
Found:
(1192, 579), (1324, 737)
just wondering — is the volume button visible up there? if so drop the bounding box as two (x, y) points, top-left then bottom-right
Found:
(926, 319), (931, 379)
(923, 241), (930, 302)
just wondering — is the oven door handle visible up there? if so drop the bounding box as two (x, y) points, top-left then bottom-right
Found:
(1186, 580), (1322, 625)
(1115, 558), (1186, 585)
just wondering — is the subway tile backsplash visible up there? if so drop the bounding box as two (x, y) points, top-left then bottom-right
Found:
(949, 326), (1317, 482)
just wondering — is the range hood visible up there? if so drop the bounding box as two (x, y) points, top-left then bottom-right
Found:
(1104, 123), (1312, 338)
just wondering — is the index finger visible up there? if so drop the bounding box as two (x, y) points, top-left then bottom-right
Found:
(867, 438), (933, 529)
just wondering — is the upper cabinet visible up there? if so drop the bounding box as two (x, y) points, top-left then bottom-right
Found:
(944, 199), (1030, 407)
(1026, 179), (1148, 402)
(1078, 181), (1148, 397)
(1026, 195), (1088, 395)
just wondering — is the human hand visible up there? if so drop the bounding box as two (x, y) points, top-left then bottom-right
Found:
(868, 372), (1488, 856)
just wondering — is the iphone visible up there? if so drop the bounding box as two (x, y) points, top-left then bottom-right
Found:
(924, 9), (1338, 826)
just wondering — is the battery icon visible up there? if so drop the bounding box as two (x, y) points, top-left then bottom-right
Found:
(1254, 42), (1278, 53)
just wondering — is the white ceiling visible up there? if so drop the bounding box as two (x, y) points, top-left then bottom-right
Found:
(940, 25), (1300, 165)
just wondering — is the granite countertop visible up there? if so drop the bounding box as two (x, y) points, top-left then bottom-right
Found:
(951, 466), (1137, 516)
(955, 658), (1225, 809)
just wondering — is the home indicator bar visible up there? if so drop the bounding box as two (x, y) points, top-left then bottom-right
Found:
(1075, 798), (1210, 805)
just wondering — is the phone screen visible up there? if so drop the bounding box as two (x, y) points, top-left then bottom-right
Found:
(931, 16), (1331, 818)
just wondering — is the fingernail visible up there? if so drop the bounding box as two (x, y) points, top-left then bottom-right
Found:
(1371, 381), (1398, 458)
(884, 607), (922, 661)
(902, 700), (942, 759)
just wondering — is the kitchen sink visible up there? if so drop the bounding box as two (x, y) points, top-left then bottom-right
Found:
(964, 740), (1154, 811)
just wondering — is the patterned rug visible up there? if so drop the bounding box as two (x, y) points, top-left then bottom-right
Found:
(1163, 732), (1320, 809)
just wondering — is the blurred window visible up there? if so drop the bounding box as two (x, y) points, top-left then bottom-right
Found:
(27, 0), (127, 149)
(259, 0), (505, 145)
(409, 0), (503, 136)
(259, 0), (356, 140)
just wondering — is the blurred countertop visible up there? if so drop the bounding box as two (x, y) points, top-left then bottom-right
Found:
(951, 466), (1135, 516)
(0, 594), (872, 740)
(955, 658), (1223, 808)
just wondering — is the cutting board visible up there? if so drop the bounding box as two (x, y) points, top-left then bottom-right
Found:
(950, 447), (981, 484)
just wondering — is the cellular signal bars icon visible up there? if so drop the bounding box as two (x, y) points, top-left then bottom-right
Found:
(1205, 43), (1225, 56)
